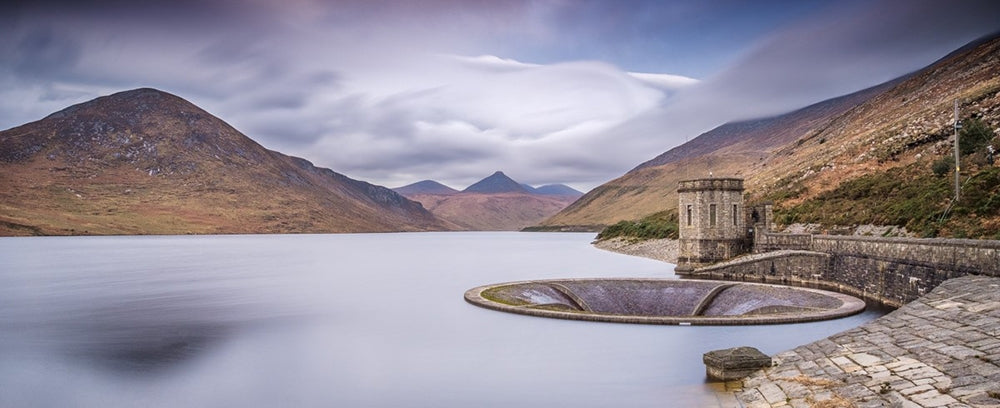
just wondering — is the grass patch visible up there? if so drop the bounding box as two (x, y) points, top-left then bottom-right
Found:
(596, 210), (679, 241)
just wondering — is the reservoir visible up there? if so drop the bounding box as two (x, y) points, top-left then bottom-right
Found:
(0, 232), (886, 407)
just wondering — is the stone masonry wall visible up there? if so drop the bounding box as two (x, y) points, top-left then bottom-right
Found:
(677, 178), (746, 269)
(813, 235), (1000, 306)
(680, 234), (1000, 307)
(754, 233), (812, 253)
(687, 250), (876, 305)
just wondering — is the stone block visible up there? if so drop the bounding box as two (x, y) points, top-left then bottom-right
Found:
(704, 346), (772, 381)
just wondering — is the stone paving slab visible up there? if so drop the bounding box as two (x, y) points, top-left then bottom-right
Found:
(720, 275), (1000, 407)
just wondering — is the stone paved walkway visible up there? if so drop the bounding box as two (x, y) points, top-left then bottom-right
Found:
(718, 275), (1000, 408)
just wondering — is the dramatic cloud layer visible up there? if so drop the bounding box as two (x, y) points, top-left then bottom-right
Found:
(1, 0), (998, 191)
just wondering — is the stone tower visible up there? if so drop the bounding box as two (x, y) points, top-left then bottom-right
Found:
(675, 178), (748, 272)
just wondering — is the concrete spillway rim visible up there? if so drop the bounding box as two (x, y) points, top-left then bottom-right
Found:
(464, 278), (867, 326)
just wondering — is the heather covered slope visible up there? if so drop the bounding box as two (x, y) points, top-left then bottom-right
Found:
(540, 34), (1000, 236)
(0, 88), (446, 235)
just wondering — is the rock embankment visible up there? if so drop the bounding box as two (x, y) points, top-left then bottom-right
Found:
(592, 237), (679, 264)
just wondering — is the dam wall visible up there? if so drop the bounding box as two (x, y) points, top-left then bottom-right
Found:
(680, 233), (1000, 308)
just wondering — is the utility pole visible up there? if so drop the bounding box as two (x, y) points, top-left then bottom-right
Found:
(954, 99), (961, 201)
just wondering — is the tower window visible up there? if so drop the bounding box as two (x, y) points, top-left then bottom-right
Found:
(686, 205), (692, 226)
(733, 204), (738, 226)
(709, 204), (717, 227)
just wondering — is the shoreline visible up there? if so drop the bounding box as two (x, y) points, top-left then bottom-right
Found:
(593, 237), (1000, 407)
(592, 237), (679, 265)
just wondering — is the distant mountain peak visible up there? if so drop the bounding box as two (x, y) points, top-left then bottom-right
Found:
(463, 171), (530, 194)
(393, 180), (458, 196)
(534, 184), (584, 197)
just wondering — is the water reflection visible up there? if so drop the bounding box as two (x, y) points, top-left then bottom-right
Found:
(0, 233), (886, 407)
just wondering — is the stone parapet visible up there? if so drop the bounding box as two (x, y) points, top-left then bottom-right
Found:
(710, 233), (1000, 306)
(677, 178), (744, 192)
(812, 235), (1000, 277)
(754, 233), (812, 253)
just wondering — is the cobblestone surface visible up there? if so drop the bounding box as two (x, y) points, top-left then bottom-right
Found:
(717, 275), (1000, 408)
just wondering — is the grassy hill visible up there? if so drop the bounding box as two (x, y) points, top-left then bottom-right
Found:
(544, 34), (1000, 240)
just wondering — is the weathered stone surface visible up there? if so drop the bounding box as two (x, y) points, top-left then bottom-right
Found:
(704, 347), (773, 381)
(677, 178), (749, 269)
(720, 276), (1000, 408)
(685, 233), (1000, 308)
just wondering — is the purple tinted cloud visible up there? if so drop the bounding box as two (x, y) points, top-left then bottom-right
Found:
(1, 0), (998, 191)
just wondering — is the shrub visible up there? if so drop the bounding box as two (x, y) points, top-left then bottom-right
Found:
(959, 117), (995, 155)
(932, 156), (954, 177)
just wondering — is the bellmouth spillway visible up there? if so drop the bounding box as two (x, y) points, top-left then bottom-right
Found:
(464, 279), (866, 325)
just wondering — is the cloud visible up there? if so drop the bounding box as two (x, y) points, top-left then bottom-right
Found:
(627, 72), (700, 92)
(1, 0), (999, 193)
(596, 0), (1000, 172)
(281, 55), (683, 189)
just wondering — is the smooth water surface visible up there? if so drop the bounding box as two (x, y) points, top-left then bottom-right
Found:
(0, 233), (886, 407)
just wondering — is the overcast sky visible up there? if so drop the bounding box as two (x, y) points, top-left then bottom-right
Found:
(2, 0), (998, 191)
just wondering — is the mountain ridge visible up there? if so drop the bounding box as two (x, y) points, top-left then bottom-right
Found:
(393, 180), (459, 196)
(395, 171), (580, 230)
(0, 88), (447, 235)
(533, 183), (584, 197)
(540, 33), (1000, 234)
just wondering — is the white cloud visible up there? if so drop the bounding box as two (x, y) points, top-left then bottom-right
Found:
(2, 0), (997, 193)
(627, 72), (700, 91)
(244, 52), (687, 189)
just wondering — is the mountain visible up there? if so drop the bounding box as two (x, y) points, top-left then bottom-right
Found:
(540, 33), (1000, 235)
(0, 88), (447, 235)
(539, 82), (894, 230)
(396, 172), (578, 230)
(463, 171), (531, 194)
(393, 180), (458, 196)
(405, 192), (576, 231)
(533, 184), (584, 198)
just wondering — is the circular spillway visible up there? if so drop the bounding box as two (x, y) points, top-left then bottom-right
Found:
(464, 279), (865, 325)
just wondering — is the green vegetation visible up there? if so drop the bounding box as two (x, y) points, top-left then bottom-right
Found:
(775, 165), (1000, 239)
(770, 115), (999, 239)
(596, 210), (679, 241)
(959, 117), (994, 155)
(932, 156), (954, 177)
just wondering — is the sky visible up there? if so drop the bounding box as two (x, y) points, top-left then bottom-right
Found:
(1, 0), (999, 191)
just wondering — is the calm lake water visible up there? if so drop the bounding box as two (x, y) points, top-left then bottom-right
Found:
(0, 232), (886, 407)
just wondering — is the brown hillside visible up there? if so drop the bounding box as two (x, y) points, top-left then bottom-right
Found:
(0, 88), (447, 235)
(541, 34), (1000, 231)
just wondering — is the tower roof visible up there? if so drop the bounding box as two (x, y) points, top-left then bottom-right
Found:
(677, 178), (744, 192)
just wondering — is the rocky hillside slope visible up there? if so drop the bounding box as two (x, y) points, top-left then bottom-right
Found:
(0, 88), (447, 235)
(540, 33), (1000, 238)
